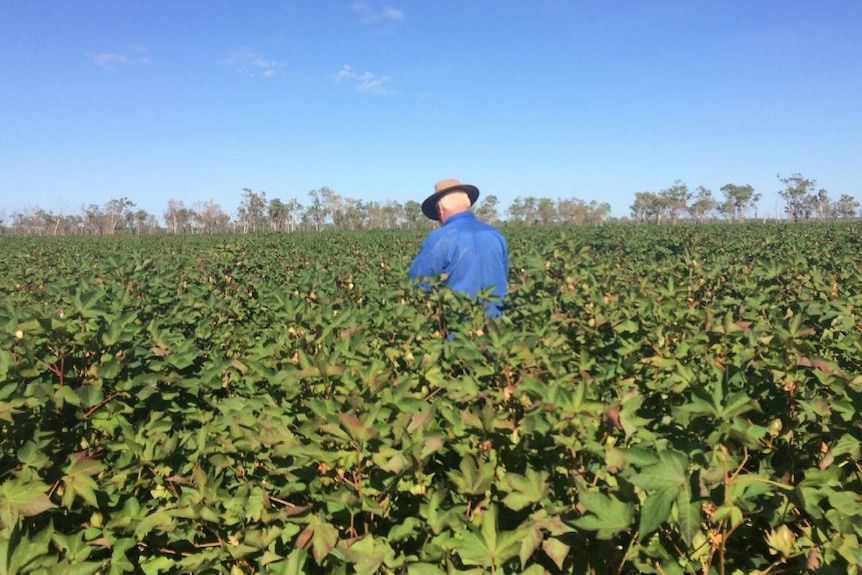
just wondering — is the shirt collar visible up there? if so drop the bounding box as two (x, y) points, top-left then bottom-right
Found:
(441, 210), (476, 226)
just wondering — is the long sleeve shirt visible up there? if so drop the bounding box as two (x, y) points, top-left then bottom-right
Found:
(408, 211), (508, 317)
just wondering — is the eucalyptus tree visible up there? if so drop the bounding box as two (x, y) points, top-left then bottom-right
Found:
(267, 198), (289, 231)
(266, 197), (302, 232)
(688, 186), (716, 223)
(719, 184), (760, 222)
(506, 197), (527, 223)
(507, 196), (540, 224)
(82, 204), (106, 234)
(33, 208), (59, 235)
(587, 200), (611, 224)
(10, 209), (40, 235)
(815, 188), (832, 221)
(332, 197), (366, 230)
(362, 201), (383, 229)
(658, 180), (690, 225)
(54, 213), (83, 236)
(536, 198), (556, 225)
(556, 198), (582, 224)
(192, 200), (230, 233)
(833, 194), (860, 219)
(777, 173), (817, 222)
(164, 199), (192, 234)
(237, 188), (268, 233)
(402, 200), (424, 228)
(104, 197), (136, 234)
(473, 194), (500, 224)
(631, 191), (661, 224)
(381, 200), (401, 229)
(305, 188), (331, 231)
(128, 208), (157, 234)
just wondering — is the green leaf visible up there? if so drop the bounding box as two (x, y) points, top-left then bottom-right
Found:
(628, 449), (690, 538)
(102, 310), (138, 346)
(419, 436), (443, 460)
(638, 486), (676, 538)
(73, 289), (107, 319)
(712, 503), (743, 528)
(280, 548), (308, 575)
(0, 351), (12, 383)
(447, 455), (494, 496)
(53, 385), (81, 408)
(16, 442), (48, 470)
(55, 561), (103, 575)
(140, 556), (175, 575)
(2, 522), (54, 575)
(836, 534), (862, 567)
(339, 412), (377, 442)
(407, 563), (446, 575)
(0, 531), (11, 574)
(341, 535), (395, 575)
(61, 452), (102, 508)
(620, 447), (660, 467)
(501, 468), (548, 511)
(518, 522), (544, 568)
(0, 400), (19, 424)
(388, 517), (422, 542)
(572, 490), (634, 540)
(450, 528), (490, 567)
(629, 449), (688, 492)
(311, 517), (338, 565)
(447, 505), (521, 569)
(165, 349), (199, 370)
(675, 488), (701, 547)
(831, 433), (861, 460)
(244, 486), (265, 522)
(134, 510), (174, 538)
(226, 541), (258, 560)
(108, 538), (138, 575)
(0, 478), (56, 528)
(541, 537), (570, 571)
(720, 390), (759, 420)
(675, 386), (719, 419)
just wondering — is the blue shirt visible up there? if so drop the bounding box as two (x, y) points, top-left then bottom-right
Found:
(408, 211), (508, 316)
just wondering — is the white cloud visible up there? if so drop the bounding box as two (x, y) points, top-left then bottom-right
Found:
(335, 64), (391, 94)
(382, 7), (405, 21)
(89, 47), (151, 69)
(355, 71), (390, 93)
(222, 48), (283, 78)
(352, 2), (405, 24)
(335, 64), (355, 83)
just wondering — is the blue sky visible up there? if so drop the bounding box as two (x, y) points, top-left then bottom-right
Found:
(1, 1), (860, 221)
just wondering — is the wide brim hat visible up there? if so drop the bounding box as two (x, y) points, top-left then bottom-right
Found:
(421, 178), (480, 221)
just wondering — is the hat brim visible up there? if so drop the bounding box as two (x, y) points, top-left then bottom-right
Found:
(421, 184), (480, 221)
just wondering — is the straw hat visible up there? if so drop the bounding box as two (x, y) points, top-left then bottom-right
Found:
(421, 178), (480, 220)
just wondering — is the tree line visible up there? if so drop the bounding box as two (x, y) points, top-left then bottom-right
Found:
(1, 187), (612, 236)
(1, 172), (856, 236)
(631, 173), (859, 224)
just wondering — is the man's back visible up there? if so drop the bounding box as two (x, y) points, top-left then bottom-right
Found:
(409, 211), (508, 314)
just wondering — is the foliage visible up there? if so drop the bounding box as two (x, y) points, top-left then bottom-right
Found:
(1, 224), (861, 574)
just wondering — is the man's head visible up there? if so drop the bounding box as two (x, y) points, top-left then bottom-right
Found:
(421, 178), (480, 221)
(436, 191), (472, 222)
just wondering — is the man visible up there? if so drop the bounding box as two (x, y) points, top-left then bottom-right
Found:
(408, 178), (508, 318)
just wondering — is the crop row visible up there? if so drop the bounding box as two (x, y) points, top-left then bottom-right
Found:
(1, 224), (861, 574)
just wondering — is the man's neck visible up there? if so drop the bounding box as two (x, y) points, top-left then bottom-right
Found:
(440, 207), (471, 223)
